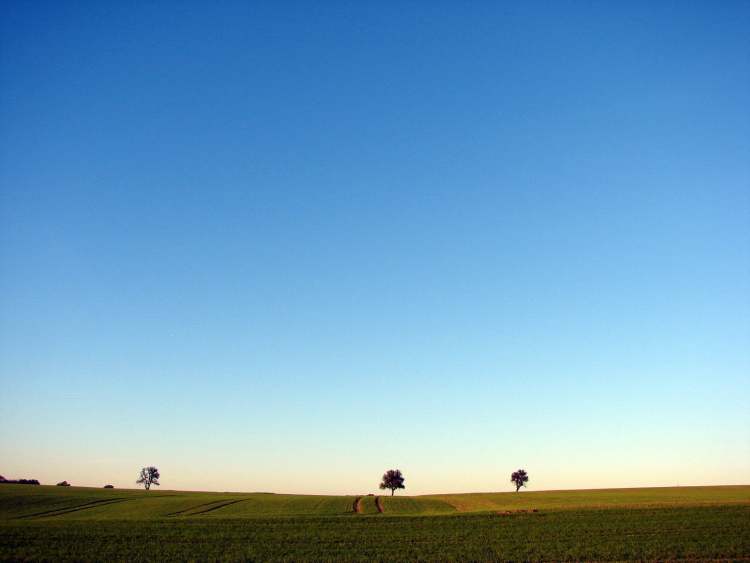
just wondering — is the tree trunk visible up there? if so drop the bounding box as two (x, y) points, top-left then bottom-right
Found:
(391, 489), (394, 496)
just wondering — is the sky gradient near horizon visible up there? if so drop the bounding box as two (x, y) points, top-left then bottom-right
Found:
(1, 1), (749, 495)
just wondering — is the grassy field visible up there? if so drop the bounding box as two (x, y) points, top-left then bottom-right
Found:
(1, 484), (748, 560)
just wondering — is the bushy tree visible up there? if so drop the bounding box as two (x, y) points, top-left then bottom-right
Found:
(510, 469), (528, 492)
(379, 469), (405, 496)
(137, 466), (160, 491)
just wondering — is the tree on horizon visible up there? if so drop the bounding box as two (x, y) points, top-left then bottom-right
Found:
(137, 466), (160, 491)
(379, 469), (405, 496)
(511, 469), (528, 492)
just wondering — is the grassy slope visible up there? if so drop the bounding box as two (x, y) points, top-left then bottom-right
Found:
(1, 484), (748, 519)
(429, 484), (750, 512)
(0, 486), (357, 519)
(1, 484), (749, 560)
(379, 495), (455, 515)
(358, 495), (380, 514)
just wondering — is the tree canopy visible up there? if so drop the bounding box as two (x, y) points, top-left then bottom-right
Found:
(379, 469), (405, 496)
(510, 469), (529, 492)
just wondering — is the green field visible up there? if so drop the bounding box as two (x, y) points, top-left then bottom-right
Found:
(1, 484), (748, 560)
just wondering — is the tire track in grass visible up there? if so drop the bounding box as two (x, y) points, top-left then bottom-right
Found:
(18, 498), (131, 519)
(375, 496), (384, 513)
(167, 498), (248, 518)
(352, 496), (363, 514)
(166, 500), (237, 517)
(187, 499), (246, 516)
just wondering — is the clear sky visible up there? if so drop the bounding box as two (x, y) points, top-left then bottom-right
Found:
(1, 1), (748, 495)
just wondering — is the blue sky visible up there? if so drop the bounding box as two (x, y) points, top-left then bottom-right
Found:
(1, 1), (748, 494)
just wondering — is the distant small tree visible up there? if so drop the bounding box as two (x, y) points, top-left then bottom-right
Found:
(137, 466), (160, 491)
(510, 469), (528, 492)
(379, 469), (405, 496)
(56, 481), (70, 487)
(104, 484), (114, 489)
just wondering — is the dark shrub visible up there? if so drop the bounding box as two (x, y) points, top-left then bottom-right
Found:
(3, 479), (41, 485)
(56, 481), (71, 486)
(104, 484), (114, 488)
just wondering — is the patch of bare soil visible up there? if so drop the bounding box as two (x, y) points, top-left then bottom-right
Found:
(375, 496), (384, 513)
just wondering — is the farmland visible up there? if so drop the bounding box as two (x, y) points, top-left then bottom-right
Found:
(1, 484), (748, 560)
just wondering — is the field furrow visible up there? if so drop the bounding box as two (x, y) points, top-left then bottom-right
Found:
(18, 498), (131, 519)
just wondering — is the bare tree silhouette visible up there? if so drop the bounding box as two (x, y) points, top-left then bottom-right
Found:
(137, 466), (160, 491)
(511, 469), (528, 492)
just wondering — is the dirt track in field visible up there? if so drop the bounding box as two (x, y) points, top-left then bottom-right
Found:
(375, 496), (383, 513)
